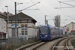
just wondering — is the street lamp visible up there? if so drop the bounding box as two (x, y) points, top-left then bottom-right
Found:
(5, 6), (9, 43)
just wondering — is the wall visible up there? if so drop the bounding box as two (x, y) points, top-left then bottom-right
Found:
(0, 18), (6, 33)
(7, 20), (37, 40)
(63, 22), (75, 34)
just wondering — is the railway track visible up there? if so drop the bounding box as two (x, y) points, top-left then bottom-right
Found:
(15, 41), (41, 50)
(65, 38), (74, 50)
(66, 38), (70, 50)
(16, 38), (62, 50)
(15, 37), (74, 50)
(19, 41), (49, 50)
(32, 41), (48, 50)
(70, 38), (75, 50)
(51, 38), (66, 50)
(51, 37), (74, 50)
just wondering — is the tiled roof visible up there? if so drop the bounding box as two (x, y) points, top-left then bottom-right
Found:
(64, 22), (75, 27)
(0, 12), (37, 23)
(0, 12), (14, 16)
(0, 14), (6, 19)
(10, 12), (34, 19)
(9, 12), (37, 23)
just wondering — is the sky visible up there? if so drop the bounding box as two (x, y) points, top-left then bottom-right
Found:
(0, 0), (75, 26)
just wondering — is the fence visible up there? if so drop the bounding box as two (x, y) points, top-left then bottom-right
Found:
(0, 36), (28, 46)
(0, 35), (38, 46)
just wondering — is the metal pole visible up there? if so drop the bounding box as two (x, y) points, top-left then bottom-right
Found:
(15, 2), (17, 39)
(45, 15), (46, 25)
(5, 6), (9, 44)
(7, 7), (9, 44)
(72, 22), (73, 30)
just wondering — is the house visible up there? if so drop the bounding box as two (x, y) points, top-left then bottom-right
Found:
(0, 14), (7, 39)
(0, 12), (38, 40)
(7, 12), (37, 40)
(64, 22), (75, 32)
(63, 22), (75, 35)
(0, 12), (14, 16)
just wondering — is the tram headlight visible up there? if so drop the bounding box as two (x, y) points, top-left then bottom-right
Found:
(45, 35), (48, 37)
(40, 35), (42, 37)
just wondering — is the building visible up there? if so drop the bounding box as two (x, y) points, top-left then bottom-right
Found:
(63, 22), (75, 35)
(0, 12), (14, 16)
(0, 12), (38, 40)
(0, 14), (7, 39)
(7, 12), (37, 40)
(64, 22), (75, 32)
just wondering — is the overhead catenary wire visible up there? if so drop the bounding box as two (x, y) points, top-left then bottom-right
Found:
(39, 0), (54, 15)
(11, 0), (15, 2)
(57, 0), (75, 26)
(58, 0), (75, 2)
(19, 2), (40, 11)
(58, 1), (70, 18)
(58, 1), (75, 7)
(58, 0), (68, 24)
(58, 8), (75, 22)
(30, 0), (54, 15)
(56, 0), (75, 9)
(29, 0), (49, 15)
(29, 0), (40, 10)
(57, 0), (70, 26)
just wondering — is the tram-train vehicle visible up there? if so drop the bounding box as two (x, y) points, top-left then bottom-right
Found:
(38, 25), (63, 40)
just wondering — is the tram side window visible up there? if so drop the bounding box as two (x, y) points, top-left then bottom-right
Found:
(55, 28), (57, 35)
(49, 28), (51, 34)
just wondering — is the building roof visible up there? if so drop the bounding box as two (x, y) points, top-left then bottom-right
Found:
(0, 14), (6, 19)
(0, 12), (37, 23)
(65, 22), (75, 27)
(0, 12), (14, 16)
(9, 12), (37, 23)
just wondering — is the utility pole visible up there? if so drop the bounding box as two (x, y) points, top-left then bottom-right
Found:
(45, 15), (46, 25)
(14, 2), (40, 39)
(45, 15), (49, 25)
(15, 2), (17, 38)
(72, 22), (73, 30)
(5, 6), (9, 43)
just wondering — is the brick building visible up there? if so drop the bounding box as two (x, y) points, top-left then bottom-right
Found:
(0, 12), (38, 40)
(7, 12), (37, 40)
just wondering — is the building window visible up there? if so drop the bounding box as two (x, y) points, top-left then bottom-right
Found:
(22, 31), (24, 35)
(21, 25), (28, 35)
(25, 31), (27, 35)
(21, 26), (24, 30)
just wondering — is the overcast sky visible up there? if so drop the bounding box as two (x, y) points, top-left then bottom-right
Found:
(0, 0), (75, 26)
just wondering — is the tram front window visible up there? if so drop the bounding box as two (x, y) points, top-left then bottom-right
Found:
(40, 26), (48, 34)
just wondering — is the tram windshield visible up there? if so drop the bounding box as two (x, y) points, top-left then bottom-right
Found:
(40, 26), (48, 34)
